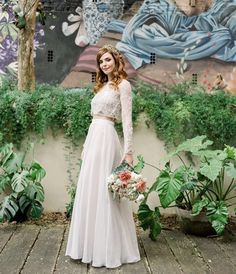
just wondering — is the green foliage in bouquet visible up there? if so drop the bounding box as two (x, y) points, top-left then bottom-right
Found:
(138, 136), (236, 240)
(113, 157), (145, 174)
(0, 141), (46, 222)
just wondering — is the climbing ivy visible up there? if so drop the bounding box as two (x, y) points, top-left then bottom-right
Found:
(0, 80), (235, 150)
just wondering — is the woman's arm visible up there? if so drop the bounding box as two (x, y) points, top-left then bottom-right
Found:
(119, 80), (133, 165)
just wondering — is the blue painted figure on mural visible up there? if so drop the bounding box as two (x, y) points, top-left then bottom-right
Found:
(108, 0), (236, 69)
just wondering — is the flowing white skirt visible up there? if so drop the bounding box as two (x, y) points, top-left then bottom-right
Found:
(65, 119), (140, 268)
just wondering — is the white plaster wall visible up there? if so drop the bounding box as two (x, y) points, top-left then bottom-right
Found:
(34, 114), (181, 215)
(1, 114), (235, 216)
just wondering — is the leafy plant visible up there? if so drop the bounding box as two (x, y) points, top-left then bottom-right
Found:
(138, 136), (236, 239)
(65, 182), (77, 218)
(134, 82), (236, 150)
(0, 142), (46, 222)
(0, 80), (236, 153)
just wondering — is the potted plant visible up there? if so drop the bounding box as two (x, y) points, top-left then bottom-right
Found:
(138, 135), (236, 240)
(0, 141), (46, 222)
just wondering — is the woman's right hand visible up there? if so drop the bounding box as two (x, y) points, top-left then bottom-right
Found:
(121, 153), (133, 166)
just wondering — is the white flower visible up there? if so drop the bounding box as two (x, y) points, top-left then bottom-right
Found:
(131, 172), (142, 181)
(136, 194), (145, 203)
(107, 174), (116, 183)
(131, 172), (136, 179)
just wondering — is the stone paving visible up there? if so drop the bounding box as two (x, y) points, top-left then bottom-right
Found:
(1, 224), (236, 274)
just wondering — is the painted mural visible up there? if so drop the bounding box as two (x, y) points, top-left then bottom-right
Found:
(0, 2), (45, 76)
(1, 0), (236, 93)
(62, 1), (124, 46)
(61, 0), (236, 93)
(115, 0), (236, 68)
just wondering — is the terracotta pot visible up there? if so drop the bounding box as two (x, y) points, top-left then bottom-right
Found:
(177, 208), (216, 236)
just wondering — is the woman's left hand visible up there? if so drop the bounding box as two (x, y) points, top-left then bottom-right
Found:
(121, 154), (133, 166)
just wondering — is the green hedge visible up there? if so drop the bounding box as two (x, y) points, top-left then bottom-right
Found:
(134, 82), (236, 149)
(0, 81), (141, 146)
(0, 80), (235, 149)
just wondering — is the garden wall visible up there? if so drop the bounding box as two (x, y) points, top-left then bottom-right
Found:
(32, 114), (178, 215)
(28, 114), (236, 216)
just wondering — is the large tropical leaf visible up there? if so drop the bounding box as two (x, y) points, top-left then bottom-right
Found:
(28, 201), (43, 219)
(174, 135), (213, 155)
(155, 167), (184, 208)
(0, 195), (19, 221)
(180, 166), (198, 191)
(199, 158), (223, 182)
(192, 197), (209, 216)
(138, 203), (161, 241)
(25, 182), (45, 202)
(199, 157), (223, 182)
(196, 150), (227, 161)
(180, 180), (197, 192)
(206, 201), (229, 235)
(12, 170), (29, 193)
(3, 152), (24, 174)
(19, 195), (31, 213)
(29, 161), (46, 183)
(0, 175), (10, 193)
(0, 143), (14, 165)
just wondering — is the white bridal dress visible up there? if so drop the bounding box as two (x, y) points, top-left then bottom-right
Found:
(65, 79), (140, 268)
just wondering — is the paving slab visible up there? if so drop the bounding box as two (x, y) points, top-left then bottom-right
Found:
(120, 231), (149, 274)
(213, 234), (236, 268)
(89, 266), (119, 274)
(1, 224), (236, 274)
(140, 229), (183, 274)
(21, 225), (64, 274)
(0, 225), (17, 253)
(189, 235), (236, 274)
(216, 238), (236, 268)
(54, 226), (88, 274)
(163, 230), (211, 274)
(0, 225), (40, 274)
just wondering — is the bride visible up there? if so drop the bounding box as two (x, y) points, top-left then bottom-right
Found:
(65, 44), (140, 268)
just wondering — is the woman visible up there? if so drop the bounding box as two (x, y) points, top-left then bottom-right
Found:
(65, 44), (140, 268)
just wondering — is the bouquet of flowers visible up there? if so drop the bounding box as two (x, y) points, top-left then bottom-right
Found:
(107, 160), (148, 203)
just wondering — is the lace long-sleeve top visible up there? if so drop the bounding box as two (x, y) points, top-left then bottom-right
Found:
(91, 79), (133, 155)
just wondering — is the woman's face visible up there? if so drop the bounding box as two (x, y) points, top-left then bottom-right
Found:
(99, 52), (116, 78)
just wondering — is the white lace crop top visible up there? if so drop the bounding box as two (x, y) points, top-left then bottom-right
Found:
(91, 79), (133, 155)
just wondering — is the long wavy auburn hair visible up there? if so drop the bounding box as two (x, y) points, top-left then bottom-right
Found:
(93, 45), (127, 93)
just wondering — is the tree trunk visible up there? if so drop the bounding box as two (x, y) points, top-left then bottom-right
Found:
(18, 0), (39, 91)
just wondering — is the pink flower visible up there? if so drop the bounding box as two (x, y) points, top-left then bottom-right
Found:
(136, 180), (146, 192)
(119, 171), (131, 182)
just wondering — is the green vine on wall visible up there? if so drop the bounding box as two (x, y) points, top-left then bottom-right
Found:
(134, 82), (236, 150)
(1, 80), (236, 216)
(0, 80), (236, 150)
